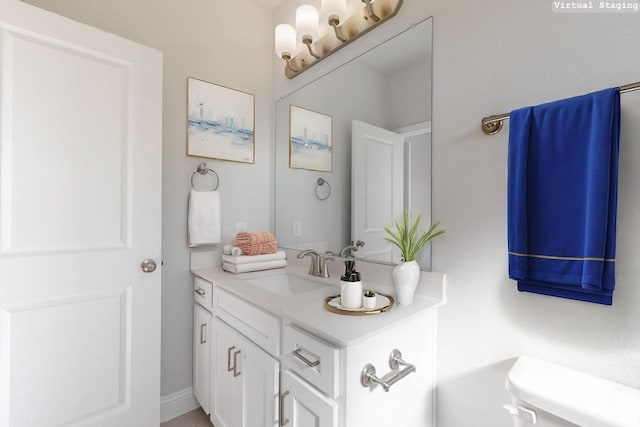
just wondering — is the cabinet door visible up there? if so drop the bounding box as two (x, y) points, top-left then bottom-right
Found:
(238, 335), (279, 427)
(212, 319), (242, 427)
(193, 304), (211, 414)
(281, 371), (338, 427)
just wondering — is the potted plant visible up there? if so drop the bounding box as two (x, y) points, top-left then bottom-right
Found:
(384, 213), (446, 305)
(363, 289), (377, 309)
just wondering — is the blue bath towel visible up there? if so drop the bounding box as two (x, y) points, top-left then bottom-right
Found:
(508, 88), (620, 305)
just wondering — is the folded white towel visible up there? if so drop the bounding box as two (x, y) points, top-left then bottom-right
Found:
(188, 189), (221, 247)
(222, 250), (286, 265)
(222, 259), (287, 273)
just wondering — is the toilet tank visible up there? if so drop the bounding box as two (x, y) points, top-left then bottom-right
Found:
(504, 356), (640, 427)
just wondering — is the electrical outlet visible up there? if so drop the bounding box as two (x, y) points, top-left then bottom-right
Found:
(293, 221), (302, 237)
(236, 222), (247, 233)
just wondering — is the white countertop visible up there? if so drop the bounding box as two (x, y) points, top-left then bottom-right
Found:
(191, 262), (445, 347)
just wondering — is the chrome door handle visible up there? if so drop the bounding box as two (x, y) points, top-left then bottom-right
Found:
(140, 259), (157, 273)
(199, 323), (207, 344)
(233, 350), (241, 377)
(279, 390), (290, 426)
(293, 348), (320, 368)
(227, 346), (235, 372)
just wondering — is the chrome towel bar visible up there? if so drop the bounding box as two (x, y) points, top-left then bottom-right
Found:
(481, 80), (640, 135)
(361, 349), (416, 392)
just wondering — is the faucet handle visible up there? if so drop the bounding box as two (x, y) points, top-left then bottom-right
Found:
(319, 256), (334, 278)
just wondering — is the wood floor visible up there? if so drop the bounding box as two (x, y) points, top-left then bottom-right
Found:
(161, 408), (214, 427)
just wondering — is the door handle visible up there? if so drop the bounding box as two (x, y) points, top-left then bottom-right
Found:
(279, 390), (290, 426)
(140, 259), (157, 273)
(227, 346), (235, 372)
(199, 323), (207, 344)
(293, 347), (320, 368)
(233, 349), (241, 377)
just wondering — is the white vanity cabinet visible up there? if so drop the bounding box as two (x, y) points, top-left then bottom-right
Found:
(192, 270), (442, 427)
(280, 313), (437, 427)
(209, 286), (280, 427)
(192, 277), (213, 414)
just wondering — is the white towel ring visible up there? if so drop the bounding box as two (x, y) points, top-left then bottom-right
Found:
(191, 162), (219, 191)
(315, 177), (331, 201)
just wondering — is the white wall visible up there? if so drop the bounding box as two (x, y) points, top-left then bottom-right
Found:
(24, 0), (275, 398)
(23, 0), (640, 424)
(273, 0), (640, 426)
(431, 1), (640, 425)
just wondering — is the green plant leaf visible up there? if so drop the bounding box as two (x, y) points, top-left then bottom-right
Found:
(383, 214), (446, 263)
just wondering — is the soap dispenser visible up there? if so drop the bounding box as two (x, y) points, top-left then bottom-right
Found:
(340, 260), (362, 309)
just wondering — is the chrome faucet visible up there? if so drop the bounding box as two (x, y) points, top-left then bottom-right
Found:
(297, 249), (333, 278)
(339, 244), (359, 258)
(297, 250), (320, 276)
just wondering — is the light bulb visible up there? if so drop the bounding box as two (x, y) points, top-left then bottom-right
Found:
(275, 24), (296, 59)
(296, 5), (319, 43)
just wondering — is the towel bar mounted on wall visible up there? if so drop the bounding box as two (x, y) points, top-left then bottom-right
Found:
(191, 162), (220, 191)
(480, 80), (640, 135)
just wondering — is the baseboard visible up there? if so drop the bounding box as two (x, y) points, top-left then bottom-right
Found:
(160, 387), (200, 422)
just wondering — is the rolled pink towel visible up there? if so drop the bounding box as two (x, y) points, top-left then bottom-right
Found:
(233, 231), (278, 255)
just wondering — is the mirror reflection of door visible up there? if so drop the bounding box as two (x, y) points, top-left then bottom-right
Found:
(352, 120), (432, 265)
(352, 120), (403, 262)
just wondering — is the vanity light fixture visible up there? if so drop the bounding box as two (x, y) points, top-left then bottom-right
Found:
(275, 0), (403, 79)
(296, 5), (321, 58)
(322, 0), (348, 42)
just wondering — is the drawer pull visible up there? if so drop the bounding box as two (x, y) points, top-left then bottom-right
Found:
(227, 346), (235, 372)
(199, 323), (207, 344)
(361, 349), (416, 392)
(233, 350), (242, 377)
(194, 288), (206, 296)
(293, 348), (320, 368)
(279, 390), (290, 426)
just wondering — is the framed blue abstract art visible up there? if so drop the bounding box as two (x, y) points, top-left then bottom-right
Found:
(289, 105), (332, 172)
(187, 77), (255, 163)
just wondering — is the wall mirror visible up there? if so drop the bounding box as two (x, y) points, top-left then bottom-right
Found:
(274, 17), (433, 270)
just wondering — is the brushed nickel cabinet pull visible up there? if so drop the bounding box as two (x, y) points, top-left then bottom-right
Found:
(200, 323), (207, 344)
(227, 346), (235, 372)
(279, 390), (290, 426)
(293, 347), (320, 368)
(194, 288), (206, 296)
(233, 350), (242, 377)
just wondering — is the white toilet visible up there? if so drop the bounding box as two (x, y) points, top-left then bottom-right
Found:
(504, 356), (640, 427)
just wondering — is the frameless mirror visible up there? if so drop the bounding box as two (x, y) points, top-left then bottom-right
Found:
(274, 17), (433, 270)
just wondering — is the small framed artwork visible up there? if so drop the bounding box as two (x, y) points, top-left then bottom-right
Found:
(187, 77), (255, 163)
(289, 105), (332, 172)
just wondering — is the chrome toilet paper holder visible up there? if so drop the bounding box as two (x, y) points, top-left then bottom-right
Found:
(361, 349), (416, 392)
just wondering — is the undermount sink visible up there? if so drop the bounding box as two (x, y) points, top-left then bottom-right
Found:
(245, 272), (332, 296)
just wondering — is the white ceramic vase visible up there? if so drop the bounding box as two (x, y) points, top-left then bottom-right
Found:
(392, 260), (420, 305)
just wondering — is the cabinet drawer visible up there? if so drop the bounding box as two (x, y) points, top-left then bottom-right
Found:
(193, 277), (213, 311)
(214, 288), (280, 357)
(283, 324), (339, 398)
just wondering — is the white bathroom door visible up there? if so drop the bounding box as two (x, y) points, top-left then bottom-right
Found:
(0, 1), (162, 426)
(351, 120), (404, 262)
